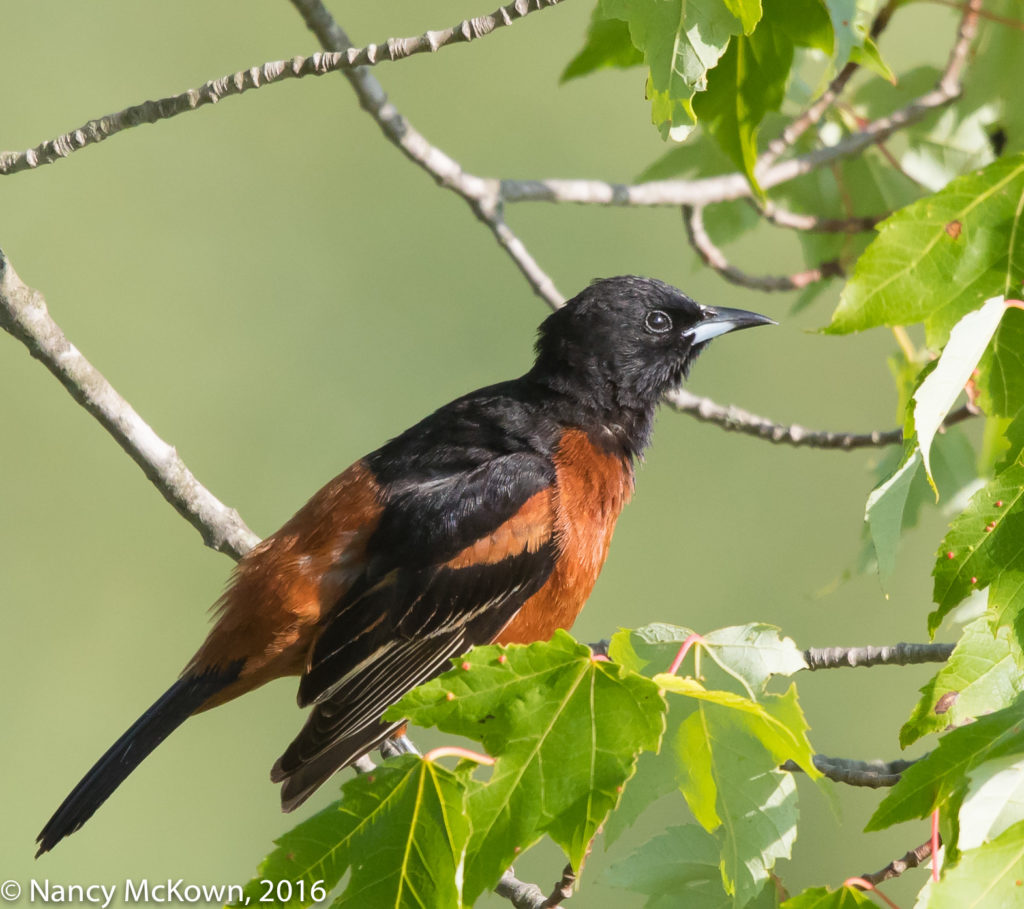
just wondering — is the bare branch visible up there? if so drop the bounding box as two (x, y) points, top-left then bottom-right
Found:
(783, 754), (919, 788)
(756, 61), (860, 175)
(542, 865), (576, 907)
(804, 642), (955, 670)
(288, 0), (569, 316)
(496, 871), (550, 909)
(0, 248), (259, 560)
(663, 390), (978, 450)
(754, 201), (883, 233)
(0, 0), (564, 176)
(859, 838), (936, 886)
(484, 214), (566, 309)
(683, 204), (844, 291)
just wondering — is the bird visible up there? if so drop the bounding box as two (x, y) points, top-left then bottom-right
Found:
(36, 275), (773, 855)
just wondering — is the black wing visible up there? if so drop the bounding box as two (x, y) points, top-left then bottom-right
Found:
(272, 447), (558, 809)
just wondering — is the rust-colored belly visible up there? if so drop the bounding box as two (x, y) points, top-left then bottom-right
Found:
(496, 429), (633, 644)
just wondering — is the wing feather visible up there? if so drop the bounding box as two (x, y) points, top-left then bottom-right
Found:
(272, 455), (558, 808)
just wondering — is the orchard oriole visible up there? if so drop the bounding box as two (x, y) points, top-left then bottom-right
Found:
(36, 275), (773, 855)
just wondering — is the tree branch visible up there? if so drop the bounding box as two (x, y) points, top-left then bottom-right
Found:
(662, 391), (978, 450)
(0, 248), (259, 560)
(754, 200), (883, 233)
(804, 642), (955, 670)
(0, 0), (564, 177)
(287, 0), (568, 312)
(783, 754), (919, 788)
(542, 865), (576, 907)
(495, 871), (551, 909)
(683, 204), (844, 291)
(859, 838), (936, 886)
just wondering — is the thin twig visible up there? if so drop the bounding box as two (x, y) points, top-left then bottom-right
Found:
(683, 204), (844, 291)
(859, 839), (936, 886)
(288, 0), (565, 309)
(0, 0), (564, 176)
(663, 391), (978, 449)
(754, 201), (883, 233)
(0, 249), (259, 560)
(804, 642), (955, 670)
(756, 61), (860, 176)
(782, 754), (919, 788)
(757, 0), (899, 175)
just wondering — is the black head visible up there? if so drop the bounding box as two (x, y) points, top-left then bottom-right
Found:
(529, 276), (774, 451)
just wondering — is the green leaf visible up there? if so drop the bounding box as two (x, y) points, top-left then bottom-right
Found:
(602, 744), (682, 847)
(239, 755), (470, 909)
(914, 295), (1008, 489)
(694, 1), (795, 195)
(901, 102), (999, 193)
(821, 0), (861, 71)
(780, 885), (876, 908)
(865, 448), (923, 584)
(858, 426), (978, 579)
(771, 150), (915, 315)
(598, 0), (750, 134)
(391, 632), (667, 904)
(960, 0), (1024, 158)
(702, 624), (808, 694)
(774, 0), (833, 55)
(611, 623), (806, 693)
(658, 679), (816, 903)
(605, 824), (780, 909)
(826, 153), (1024, 345)
(978, 307), (1024, 422)
(960, 754), (1024, 851)
(931, 452), (1024, 635)
(867, 694), (1024, 831)
(848, 36), (894, 83)
(902, 615), (1024, 747)
(609, 622), (697, 675)
(562, 9), (643, 82)
(655, 678), (819, 776)
(723, 0), (764, 35)
(926, 819), (1024, 908)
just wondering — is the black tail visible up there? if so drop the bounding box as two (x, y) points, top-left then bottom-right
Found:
(36, 666), (238, 856)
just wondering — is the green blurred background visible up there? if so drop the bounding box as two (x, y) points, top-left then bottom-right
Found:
(2, 1), (964, 904)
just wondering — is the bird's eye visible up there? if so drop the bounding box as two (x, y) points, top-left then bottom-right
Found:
(645, 310), (672, 333)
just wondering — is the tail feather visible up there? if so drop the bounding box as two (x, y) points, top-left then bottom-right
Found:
(36, 666), (239, 856)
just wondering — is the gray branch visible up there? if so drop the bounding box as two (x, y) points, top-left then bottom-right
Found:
(753, 201), (883, 233)
(804, 642), (955, 670)
(663, 391), (977, 450)
(860, 838), (935, 886)
(0, 0), (565, 177)
(287, 0), (565, 310)
(495, 872), (550, 909)
(782, 754), (920, 788)
(0, 249), (259, 560)
(683, 204), (844, 292)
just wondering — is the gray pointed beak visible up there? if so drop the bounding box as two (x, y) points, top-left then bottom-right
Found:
(686, 305), (777, 345)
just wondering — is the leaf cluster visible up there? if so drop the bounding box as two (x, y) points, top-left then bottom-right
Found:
(238, 626), (821, 908)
